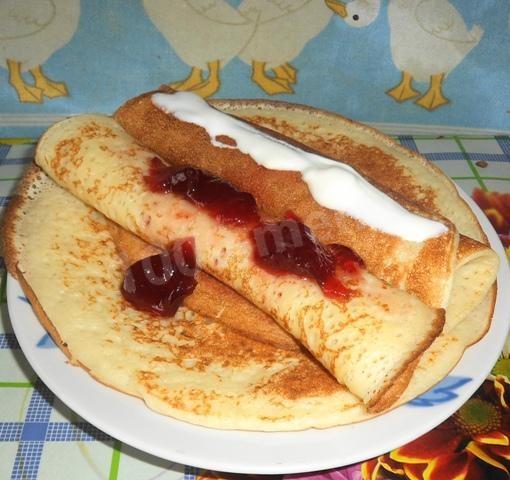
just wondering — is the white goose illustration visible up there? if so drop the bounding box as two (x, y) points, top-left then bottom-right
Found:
(143, 0), (348, 97)
(0, 0), (80, 103)
(142, 0), (257, 98)
(238, 0), (345, 95)
(327, 0), (484, 110)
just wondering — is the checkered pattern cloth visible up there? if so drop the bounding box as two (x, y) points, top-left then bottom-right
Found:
(0, 136), (509, 479)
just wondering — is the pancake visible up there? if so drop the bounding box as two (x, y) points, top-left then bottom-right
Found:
(107, 220), (301, 352)
(210, 98), (497, 409)
(114, 90), (498, 333)
(210, 98), (499, 336)
(4, 166), (369, 431)
(116, 90), (459, 316)
(3, 166), (495, 430)
(400, 285), (496, 405)
(2, 97), (497, 431)
(34, 114), (448, 409)
(101, 206), (498, 412)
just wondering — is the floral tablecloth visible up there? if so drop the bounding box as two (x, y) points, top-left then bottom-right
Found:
(0, 134), (509, 480)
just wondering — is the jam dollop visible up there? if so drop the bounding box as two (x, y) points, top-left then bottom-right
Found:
(251, 220), (362, 300)
(121, 239), (197, 317)
(144, 159), (259, 226)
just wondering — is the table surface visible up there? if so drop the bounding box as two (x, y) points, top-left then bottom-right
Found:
(1, 134), (509, 480)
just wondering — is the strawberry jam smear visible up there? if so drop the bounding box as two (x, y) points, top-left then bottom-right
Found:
(251, 220), (363, 300)
(121, 239), (197, 316)
(145, 158), (259, 226)
(144, 161), (363, 301)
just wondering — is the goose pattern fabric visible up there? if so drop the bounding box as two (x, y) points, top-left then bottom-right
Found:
(0, 0), (80, 104)
(0, 0), (508, 133)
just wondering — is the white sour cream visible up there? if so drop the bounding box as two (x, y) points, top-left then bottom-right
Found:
(152, 92), (447, 242)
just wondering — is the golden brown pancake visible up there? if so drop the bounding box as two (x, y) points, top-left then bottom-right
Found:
(107, 221), (300, 352)
(2, 96), (497, 430)
(4, 165), (493, 430)
(211, 98), (498, 335)
(4, 166), (370, 431)
(34, 114), (445, 409)
(116, 89), (459, 315)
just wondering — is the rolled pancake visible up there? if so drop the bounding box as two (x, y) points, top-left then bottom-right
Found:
(400, 286), (496, 405)
(34, 114), (444, 410)
(115, 90), (498, 332)
(4, 166), (370, 431)
(3, 166), (495, 430)
(214, 99), (497, 406)
(213, 98), (497, 402)
(110, 221), (496, 413)
(211, 99), (500, 335)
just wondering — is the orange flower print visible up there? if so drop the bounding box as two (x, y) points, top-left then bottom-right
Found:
(362, 380), (510, 479)
(472, 189), (510, 259)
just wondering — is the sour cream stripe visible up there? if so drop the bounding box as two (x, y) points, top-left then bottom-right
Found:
(152, 92), (447, 242)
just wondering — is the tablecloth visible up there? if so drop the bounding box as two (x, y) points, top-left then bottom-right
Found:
(0, 134), (509, 480)
(2, 0), (510, 477)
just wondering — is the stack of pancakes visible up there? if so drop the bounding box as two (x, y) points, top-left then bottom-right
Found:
(3, 92), (498, 431)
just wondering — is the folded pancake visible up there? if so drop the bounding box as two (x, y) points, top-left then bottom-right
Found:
(115, 90), (498, 332)
(4, 166), (372, 431)
(115, 90), (456, 306)
(34, 114), (445, 410)
(3, 165), (496, 431)
(85, 201), (499, 412)
(400, 285), (496, 405)
(211, 98), (500, 336)
(209, 99), (498, 407)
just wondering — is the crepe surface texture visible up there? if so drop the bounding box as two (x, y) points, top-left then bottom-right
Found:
(5, 166), (371, 431)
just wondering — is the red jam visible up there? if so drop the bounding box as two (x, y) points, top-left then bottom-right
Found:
(329, 244), (364, 274)
(121, 239), (197, 317)
(251, 220), (361, 300)
(323, 244), (364, 298)
(144, 159), (259, 226)
(144, 162), (363, 301)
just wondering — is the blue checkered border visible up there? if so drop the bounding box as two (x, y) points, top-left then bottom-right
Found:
(3, 381), (114, 480)
(397, 135), (510, 162)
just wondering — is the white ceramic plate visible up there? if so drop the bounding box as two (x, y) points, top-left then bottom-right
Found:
(7, 190), (510, 475)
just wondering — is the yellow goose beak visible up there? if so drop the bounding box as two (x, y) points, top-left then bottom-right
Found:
(325, 0), (348, 18)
